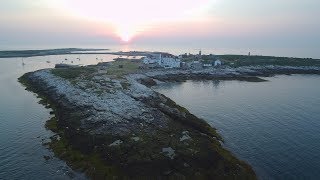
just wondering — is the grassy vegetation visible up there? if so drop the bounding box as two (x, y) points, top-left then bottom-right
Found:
(180, 54), (320, 67)
(50, 59), (140, 80)
(45, 117), (59, 133)
(18, 72), (33, 89)
(217, 55), (320, 67)
(46, 119), (121, 179)
(51, 67), (97, 80)
(106, 60), (140, 76)
(181, 56), (196, 62)
(180, 54), (218, 63)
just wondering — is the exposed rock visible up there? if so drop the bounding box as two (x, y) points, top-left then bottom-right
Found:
(109, 140), (123, 147)
(162, 147), (176, 160)
(180, 131), (192, 142)
(131, 137), (140, 142)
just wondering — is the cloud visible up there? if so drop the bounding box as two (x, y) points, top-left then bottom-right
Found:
(0, 0), (319, 57)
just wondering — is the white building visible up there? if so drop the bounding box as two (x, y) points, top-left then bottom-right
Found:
(143, 53), (181, 68)
(203, 63), (212, 67)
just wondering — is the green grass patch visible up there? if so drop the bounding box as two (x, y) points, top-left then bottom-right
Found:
(106, 60), (140, 76)
(45, 115), (121, 179)
(45, 117), (59, 133)
(218, 55), (320, 67)
(18, 72), (33, 89)
(48, 135), (120, 179)
(51, 67), (97, 80)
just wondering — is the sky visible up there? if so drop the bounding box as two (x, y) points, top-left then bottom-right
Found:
(0, 0), (319, 57)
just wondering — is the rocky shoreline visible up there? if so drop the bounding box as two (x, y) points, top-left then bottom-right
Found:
(18, 64), (319, 179)
(144, 65), (319, 81)
(135, 65), (320, 87)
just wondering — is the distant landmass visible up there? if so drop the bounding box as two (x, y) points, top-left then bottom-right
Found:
(1, 48), (319, 68)
(0, 48), (109, 58)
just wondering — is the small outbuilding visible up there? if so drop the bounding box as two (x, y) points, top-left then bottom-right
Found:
(203, 63), (212, 67)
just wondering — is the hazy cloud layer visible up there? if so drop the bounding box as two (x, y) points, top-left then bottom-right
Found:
(1, 0), (319, 57)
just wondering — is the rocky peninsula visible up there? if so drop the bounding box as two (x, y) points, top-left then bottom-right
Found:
(19, 59), (319, 179)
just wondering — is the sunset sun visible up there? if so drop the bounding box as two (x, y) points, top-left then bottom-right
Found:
(115, 24), (137, 42)
(55, 0), (213, 42)
(120, 33), (131, 42)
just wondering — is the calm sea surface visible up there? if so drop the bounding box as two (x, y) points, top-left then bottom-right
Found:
(0, 54), (117, 179)
(154, 76), (320, 179)
(0, 53), (319, 179)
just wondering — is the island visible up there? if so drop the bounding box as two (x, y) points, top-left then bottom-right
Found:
(18, 52), (320, 179)
(0, 48), (109, 58)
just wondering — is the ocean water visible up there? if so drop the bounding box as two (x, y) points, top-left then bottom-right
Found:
(154, 76), (320, 179)
(0, 54), (116, 179)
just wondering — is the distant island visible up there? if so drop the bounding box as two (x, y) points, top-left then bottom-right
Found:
(17, 50), (320, 179)
(0, 48), (109, 58)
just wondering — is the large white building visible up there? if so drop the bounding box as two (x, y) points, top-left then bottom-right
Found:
(143, 53), (181, 68)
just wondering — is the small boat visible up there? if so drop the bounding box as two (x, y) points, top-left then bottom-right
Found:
(46, 61), (50, 63)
